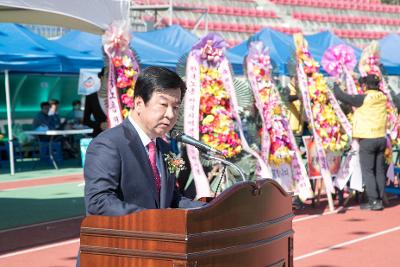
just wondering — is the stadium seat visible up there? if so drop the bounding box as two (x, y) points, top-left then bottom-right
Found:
(237, 24), (246, 32)
(225, 7), (234, 15)
(208, 5), (218, 14)
(248, 8), (257, 17)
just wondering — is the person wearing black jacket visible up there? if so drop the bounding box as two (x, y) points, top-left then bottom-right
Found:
(83, 68), (107, 137)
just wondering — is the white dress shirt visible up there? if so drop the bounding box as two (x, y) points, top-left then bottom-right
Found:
(128, 116), (152, 154)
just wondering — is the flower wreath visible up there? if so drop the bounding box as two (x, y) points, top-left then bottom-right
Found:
(102, 21), (140, 127)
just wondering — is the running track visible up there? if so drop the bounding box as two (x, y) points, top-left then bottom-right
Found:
(1, 175), (399, 266)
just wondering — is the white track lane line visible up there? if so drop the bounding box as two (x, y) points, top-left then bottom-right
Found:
(293, 206), (355, 223)
(0, 238), (79, 259)
(294, 225), (400, 261)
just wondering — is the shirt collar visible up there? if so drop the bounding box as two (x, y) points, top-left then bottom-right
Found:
(128, 116), (153, 148)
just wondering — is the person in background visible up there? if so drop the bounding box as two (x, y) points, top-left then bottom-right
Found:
(32, 101), (58, 144)
(334, 74), (387, 211)
(65, 100), (84, 129)
(283, 75), (304, 139)
(83, 68), (107, 137)
(283, 75), (306, 210)
(48, 99), (62, 130)
(32, 102), (51, 130)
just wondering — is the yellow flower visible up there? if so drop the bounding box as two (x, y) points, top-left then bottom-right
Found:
(201, 134), (210, 143)
(126, 88), (134, 97)
(328, 142), (336, 151)
(122, 108), (129, 118)
(202, 115), (214, 125)
(272, 106), (281, 115)
(124, 69), (136, 78)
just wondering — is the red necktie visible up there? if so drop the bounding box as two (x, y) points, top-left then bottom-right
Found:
(147, 141), (161, 193)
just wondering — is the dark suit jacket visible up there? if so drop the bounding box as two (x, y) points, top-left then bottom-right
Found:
(84, 119), (203, 216)
(83, 93), (107, 137)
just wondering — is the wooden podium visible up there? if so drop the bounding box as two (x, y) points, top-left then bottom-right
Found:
(80, 179), (294, 267)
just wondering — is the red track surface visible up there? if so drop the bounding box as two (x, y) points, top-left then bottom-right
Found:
(294, 201), (400, 267)
(0, 174), (83, 190)
(1, 174), (400, 266)
(1, 201), (399, 267)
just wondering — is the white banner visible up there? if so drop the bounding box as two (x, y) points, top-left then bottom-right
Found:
(78, 68), (101, 96)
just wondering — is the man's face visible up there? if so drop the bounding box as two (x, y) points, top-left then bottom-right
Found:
(42, 105), (50, 114)
(134, 88), (181, 139)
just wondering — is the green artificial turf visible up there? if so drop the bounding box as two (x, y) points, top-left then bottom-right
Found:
(0, 182), (84, 230)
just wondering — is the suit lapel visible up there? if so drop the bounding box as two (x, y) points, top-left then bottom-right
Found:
(122, 119), (160, 207)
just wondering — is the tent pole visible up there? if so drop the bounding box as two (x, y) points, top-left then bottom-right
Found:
(168, 0), (173, 26)
(5, 70), (15, 175)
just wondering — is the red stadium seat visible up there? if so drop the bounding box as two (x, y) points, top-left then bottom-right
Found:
(247, 24), (258, 33)
(225, 7), (234, 15)
(248, 8), (257, 17)
(217, 5), (226, 15)
(208, 5), (218, 14)
(229, 23), (240, 32)
(221, 22), (231, 31)
(213, 22), (223, 31)
(237, 24), (247, 32)
(233, 7), (242, 16)
(178, 19), (190, 28)
(242, 8), (249, 16)
(255, 9), (263, 17)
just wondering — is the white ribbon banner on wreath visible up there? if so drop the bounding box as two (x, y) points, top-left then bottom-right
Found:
(106, 63), (124, 128)
(297, 63), (334, 193)
(219, 58), (272, 179)
(245, 45), (311, 199)
(184, 52), (212, 198)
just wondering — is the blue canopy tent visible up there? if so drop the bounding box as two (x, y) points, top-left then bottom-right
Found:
(0, 23), (102, 72)
(0, 23), (62, 174)
(55, 26), (186, 69)
(379, 33), (400, 75)
(305, 31), (400, 75)
(304, 31), (361, 64)
(133, 25), (244, 74)
(55, 25), (244, 74)
(0, 23), (102, 174)
(228, 28), (295, 75)
(0, 24), (63, 72)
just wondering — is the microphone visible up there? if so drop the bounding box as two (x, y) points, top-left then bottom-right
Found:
(171, 130), (224, 156)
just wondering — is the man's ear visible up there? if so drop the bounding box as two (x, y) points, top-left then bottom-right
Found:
(134, 96), (144, 113)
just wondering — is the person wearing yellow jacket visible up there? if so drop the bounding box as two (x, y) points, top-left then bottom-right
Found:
(284, 76), (304, 137)
(334, 74), (387, 211)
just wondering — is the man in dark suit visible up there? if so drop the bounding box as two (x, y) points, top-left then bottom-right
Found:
(83, 66), (203, 216)
(82, 68), (107, 137)
(77, 66), (203, 266)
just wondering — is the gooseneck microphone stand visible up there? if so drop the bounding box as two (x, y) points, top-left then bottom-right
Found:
(201, 153), (247, 182)
(201, 152), (247, 198)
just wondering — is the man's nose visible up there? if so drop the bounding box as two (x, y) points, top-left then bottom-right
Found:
(165, 105), (175, 119)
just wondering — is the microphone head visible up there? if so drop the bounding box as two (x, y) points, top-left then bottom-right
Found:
(171, 130), (183, 139)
